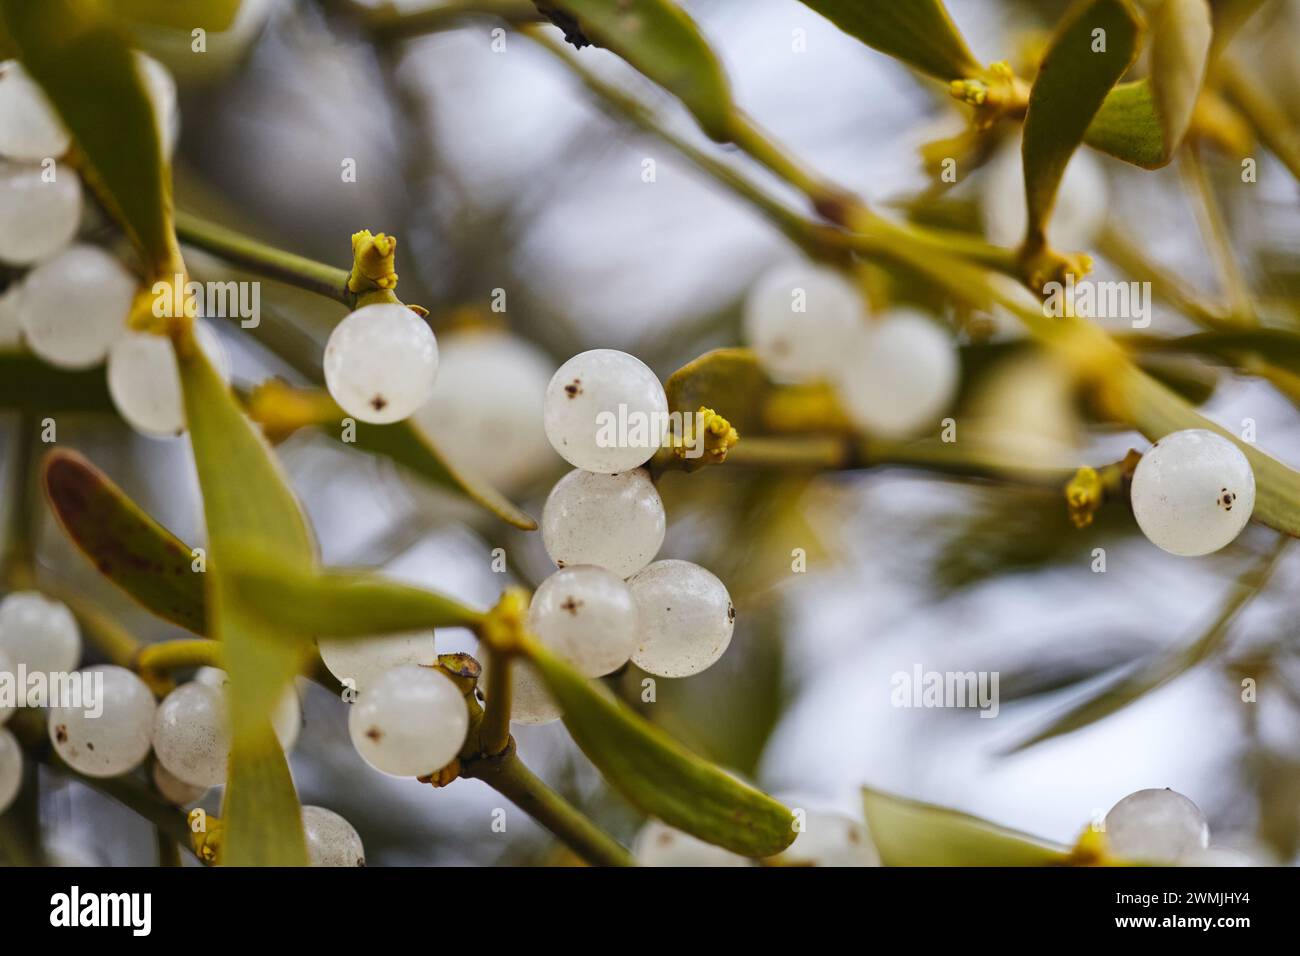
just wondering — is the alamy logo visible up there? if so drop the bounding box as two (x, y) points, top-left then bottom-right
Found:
(50, 886), (151, 936)
(0, 666), (103, 716)
(153, 273), (261, 328)
(1042, 273), (1152, 328)
(890, 665), (1000, 718)
(595, 405), (709, 459)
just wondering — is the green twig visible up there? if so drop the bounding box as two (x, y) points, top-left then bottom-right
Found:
(1179, 146), (1256, 323)
(174, 210), (354, 307)
(461, 746), (635, 867)
(478, 647), (513, 756)
(361, 0), (542, 39)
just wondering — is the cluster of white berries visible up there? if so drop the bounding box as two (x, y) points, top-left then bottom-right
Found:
(1103, 788), (1250, 865)
(482, 350), (735, 724)
(635, 807), (879, 867)
(0, 55), (230, 438)
(1129, 429), (1256, 556)
(744, 263), (959, 438)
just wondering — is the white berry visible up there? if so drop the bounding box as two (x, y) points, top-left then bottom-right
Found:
(318, 631), (437, 695)
(982, 133), (1108, 251)
(107, 320), (230, 437)
(773, 810), (880, 866)
(152, 759), (208, 806)
(744, 262), (864, 383)
(0, 159), (82, 267)
(323, 303), (439, 424)
(20, 244), (135, 369)
(0, 727), (21, 815)
(477, 650), (562, 726)
(48, 665), (155, 777)
(544, 349), (667, 473)
(1130, 429), (1255, 556)
(628, 560), (734, 678)
(542, 468), (665, 577)
(833, 309), (959, 438)
(302, 805), (366, 867)
(193, 666), (300, 751)
(348, 664), (468, 777)
(634, 820), (752, 867)
(411, 331), (556, 491)
(0, 60), (70, 161)
(0, 591), (81, 675)
(152, 681), (230, 788)
(528, 566), (638, 678)
(1104, 788), (1210, 862)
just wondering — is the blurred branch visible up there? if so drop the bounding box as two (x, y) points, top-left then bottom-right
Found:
(1218, 54), (1300, 185)
(358, 0), (542, 39)
(1179, 145), (1256, 322)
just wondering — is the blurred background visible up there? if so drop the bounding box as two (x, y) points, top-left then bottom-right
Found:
(6, 0), (1300, 864)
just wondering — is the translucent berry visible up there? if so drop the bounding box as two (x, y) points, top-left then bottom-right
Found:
(1178, 845), (1255, 867)
(543, 349), (667, 473)
(743, 262), (864, 383)
(772, 809), (880, 867)
(0, 159), (82, 267)
(48, 665), (155, 778)
(1130, 429), (1255, 556)
(982, 133), (1107, 251)
(152, 681), (230, 788)
(1104, 788), (1210, 862)
(477, 650), (561, 726)
(0, 727), (21, 815)
(411, 331), (556, 491)
(318, 631), (437, 695)
(107, 320), (230, 437)
(541, 468), (665, 577)
(193, 666), (300, 751)
(348, 664), (468, 777)
(628, 560), (734, 678)
(0, 591), (81, 676)
(528, 566), (638, 678)
(634, 820), (752, 867)
(20, 244), (135, 369)
(0, 60), (70, 161)
(323, 303), (439, 424)
(152, 759), (208, 806)
(302, 805), (366, 867)
(833, 309), (959, 439)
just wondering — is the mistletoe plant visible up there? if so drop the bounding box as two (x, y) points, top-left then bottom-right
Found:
(0, 0), (1297, 867)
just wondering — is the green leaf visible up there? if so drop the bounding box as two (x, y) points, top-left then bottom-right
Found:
(525, 638), (796, 857)
(664, 347), (773, 435)
(0, 350), (113, 412)
(540, 0), (733, 139)
(178, 342), (311, 866)
(343, 417), (537, 531)
(861, 787), (1069, 865)
(226, 557), (484, 638)
(42, 449), (206, 635)
(1120, 366), (1300, 537)
(1022, 0), (1142, 245)
(1084, 0), (1213, 168)
(797, 0), (982, 81)
(1132, 328), (1300, 374)
(1010, 537), (1286, 750)
(0, 0), (175, 269)
(109, 0), (243, 32)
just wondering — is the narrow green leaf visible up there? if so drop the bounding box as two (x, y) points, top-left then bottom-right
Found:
(1084, 80), (1166, 168)
(526, 639), (796, 857)
(1149, 0), (1212, 155)
(1130, 328), (1300, 375)
(541, 0), (733, 139)
(345, 417), (537, 531)
(0, 0), (174, 269)
(664, 347), (772, 435)
(797, 0), (982, 81)
(1023, 0), (1142, 245)
(0, 350), (113, 413)
(42, 449), (206, 635)
(109, 0), (242, 32)
(861, 787), (1069, 866)
(226, 556), (484, 638)
(1120, 366), (1300, 536)
(179, 342), (311, 866)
